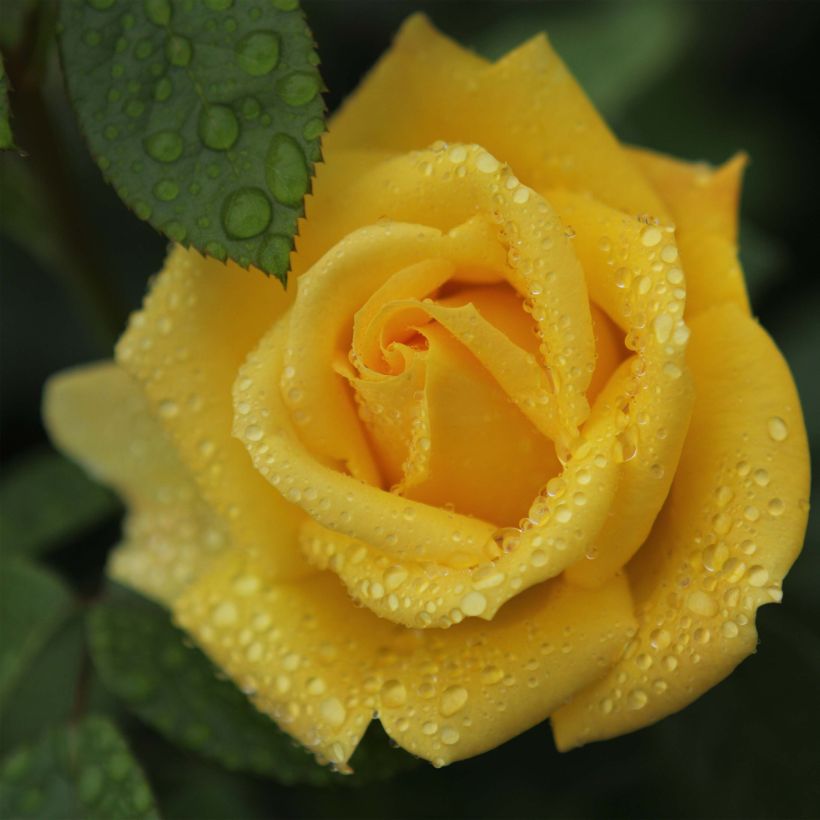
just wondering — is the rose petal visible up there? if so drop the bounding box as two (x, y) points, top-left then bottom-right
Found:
(327, 15), (666, 218)
(299, 367), (635, 629)
(293, 144), (597, 434)
(174, 546), (636, 767)
(116, 247), (310, 580)
(174, 551), (394, 769)
(544, 189), (695, 587)
(43, 363), (229, 604)
(630, 148), (750, 317)
(551, 304), (809, 750)
(376, 574), (636, 766)
(401, 324), (559, 526)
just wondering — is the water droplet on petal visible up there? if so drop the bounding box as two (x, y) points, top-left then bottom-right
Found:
(380, 679), (407, 708)
(767, 416), (788, 442)
(440, 686), (468, 717)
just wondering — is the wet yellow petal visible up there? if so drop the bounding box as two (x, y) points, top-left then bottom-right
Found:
(174, 550), (394, 768)
(237, 308), (498, 569)
(377, 574), (636, 765)
(300, 368), (632, 629)
(296, 144), (596, 435)
(552, 304), (809, 750)
(327, 15), (665, 219)
(402, 324), (558, 526)
(176, 541), (636, 767)
(544, 189), (695, 587)
(43, 363), (229, 605)
(630, 147), (750, 317)
(116, 246), (309, 580)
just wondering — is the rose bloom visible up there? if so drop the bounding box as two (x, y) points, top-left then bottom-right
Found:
(45, 16), (809, 769)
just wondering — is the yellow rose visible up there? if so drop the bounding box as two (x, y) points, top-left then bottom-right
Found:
(44, 16), (809, 768)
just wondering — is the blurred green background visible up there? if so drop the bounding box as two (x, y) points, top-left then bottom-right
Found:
(1, 1), (819, 818)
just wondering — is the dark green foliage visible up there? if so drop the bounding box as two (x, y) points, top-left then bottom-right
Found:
(0, 447), (118, 557)
(58, 0), (325, 283)
(88, 585), (417, 786)
(0, 715), (159, 819)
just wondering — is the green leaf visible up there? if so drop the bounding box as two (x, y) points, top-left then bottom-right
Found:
(0, 557), (73, 709)
(89, 585), (416, 786)
(0, 55), (14, 150)
(58, 0), (324, 283)
(0, 446), (119, 557)
(0, 715), (159, 820)
(0, 614), (86, 756)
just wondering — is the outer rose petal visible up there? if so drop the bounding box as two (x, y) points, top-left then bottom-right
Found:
(552, 304), (809, 750)
(43, 363), (229, 605)
(630, 147), (751, 317)
(116, 247), (310, 581)
(325, 15), (666, 219)
(174, 545), (636, 767)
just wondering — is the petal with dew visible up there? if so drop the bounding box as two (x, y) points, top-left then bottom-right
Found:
(43, 363), (229, 605)
(116, 246), (310, 581)
(174, 550), (393, 769)
(326, 15), (666, 219)
(299, 366), (635, 629)
(175, 542), (636, 768)
(294, 144), (597, 435)
(401, 324), (559, 526)
(237, 312), (499, 569)
(377, 574), (636, 765)
(630, 147), (750, 317)
(552, 304), (809, 750)
(544, 189), (695, 587)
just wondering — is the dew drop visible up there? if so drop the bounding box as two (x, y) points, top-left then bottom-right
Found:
(440, 686), (468, 717)
(154, 76), (172, 101)
(319, 697), (346, 726)
(153, 179), (179, 201)
(460, 591), (487, 616)
(265, 133), (309, 206)
(767, 416), (788, 442)
(303, 117), (324, 140)
(236, 31), (280, 76)
(198, 104), (239, 150)
(144, 0), (171, 26)
(165, 221), (186, 242)
(222, 187), (271, 239)
(440, 726), (460, 745)
(144, 129), (183, 163)
(627, 688), (648, 710)
(747, 565), (770, 587)
(641, 225), (662, 247)
(212, 600), (238, 626)
(480, 665), (504, 685)
(686, 590), (718, 617)
(767, 497), (785, 517)
(277, 71), (320, 106)
(380, 679), (407, 708)
(722, 620), (740, 639)
(166, 34), (192, 66)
